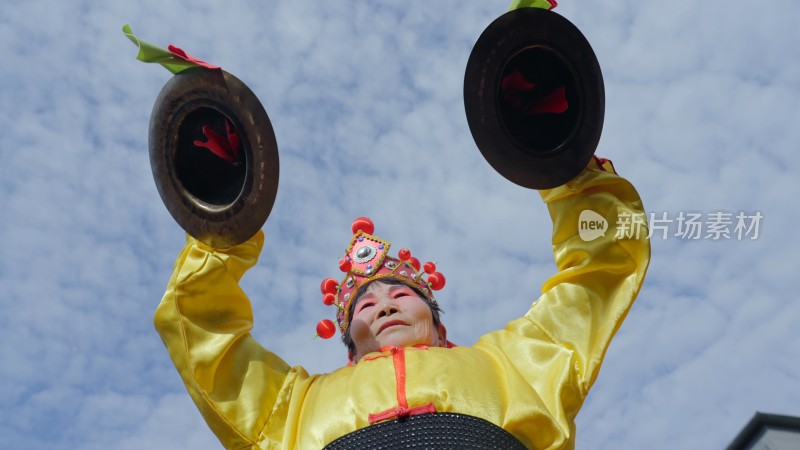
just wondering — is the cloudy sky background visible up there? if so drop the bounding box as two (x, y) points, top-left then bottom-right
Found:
(1, 0), (799, 448)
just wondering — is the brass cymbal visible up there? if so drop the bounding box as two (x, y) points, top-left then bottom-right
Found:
(149, 68), (279, 247)
(464, 8), (604, 189)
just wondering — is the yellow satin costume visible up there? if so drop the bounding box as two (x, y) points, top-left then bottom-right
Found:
(155, 159), (650, 449)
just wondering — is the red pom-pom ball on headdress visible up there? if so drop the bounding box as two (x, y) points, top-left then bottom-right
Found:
(316, 319), (336, 339)
(398, 248), (411, 261)
(428, 272), (446, 291)
(320, 278), (339, 295)
(351, 217), (375, 235)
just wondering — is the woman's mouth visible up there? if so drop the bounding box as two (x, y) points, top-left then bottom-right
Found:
(378, 320), (407, 335)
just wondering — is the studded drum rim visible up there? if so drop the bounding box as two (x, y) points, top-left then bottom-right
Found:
(323, 413), (528, 450)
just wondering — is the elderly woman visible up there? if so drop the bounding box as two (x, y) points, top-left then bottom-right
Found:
(155, 157), (650, 449)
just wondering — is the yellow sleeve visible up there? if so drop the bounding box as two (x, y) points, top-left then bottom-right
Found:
(483, 158), (650, 424)
(154, 230), (305, 449)
(534, 158), (650, 395)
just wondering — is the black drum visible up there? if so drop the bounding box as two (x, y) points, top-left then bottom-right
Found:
(324, 413), (528, 449)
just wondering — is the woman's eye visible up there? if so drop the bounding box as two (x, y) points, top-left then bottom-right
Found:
(357, 302), (374, 313)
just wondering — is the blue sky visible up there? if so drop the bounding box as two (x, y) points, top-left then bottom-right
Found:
(1, 1), (799, 448)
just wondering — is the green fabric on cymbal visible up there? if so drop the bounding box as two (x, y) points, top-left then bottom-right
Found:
(122, 24), (217, 74)
(508, 0), (556, 11)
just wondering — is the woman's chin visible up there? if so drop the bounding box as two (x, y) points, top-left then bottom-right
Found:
(377, 328), (425, 348)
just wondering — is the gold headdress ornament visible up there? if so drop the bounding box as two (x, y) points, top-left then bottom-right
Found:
(315, 217), (446, 339)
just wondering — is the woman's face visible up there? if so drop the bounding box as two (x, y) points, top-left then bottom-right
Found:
(349, 281), (445, 361)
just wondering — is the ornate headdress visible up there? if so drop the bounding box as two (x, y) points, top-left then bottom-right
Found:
(316, 217), (446, 339)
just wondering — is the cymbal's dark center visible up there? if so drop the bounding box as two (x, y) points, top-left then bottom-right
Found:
(175, 107), (246, 206)
(497, 45), (580, 155)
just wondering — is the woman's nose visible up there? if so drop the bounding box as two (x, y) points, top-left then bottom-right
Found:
(376, 302), (399, 318)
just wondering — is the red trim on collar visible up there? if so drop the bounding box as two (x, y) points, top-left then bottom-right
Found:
(366, 346), (438, 424)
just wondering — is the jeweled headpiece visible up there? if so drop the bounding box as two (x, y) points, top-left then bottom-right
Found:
(316, 217), (446, 339)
